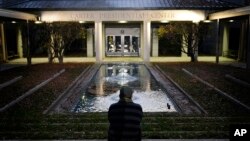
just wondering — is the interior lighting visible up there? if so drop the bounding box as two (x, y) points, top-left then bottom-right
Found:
(118, 21), (127, 23)
(203, 20), (212, 23)
(35, 21), (43, 24)
(229, 20), (234, 22)
(193, 20), (200, 23)
(161, 20), (169, 23)
(35, 16), (43, 24)
(11, 21), (16, 24)
(79, 21), (85, 23)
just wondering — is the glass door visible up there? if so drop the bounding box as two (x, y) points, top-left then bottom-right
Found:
(106, 35), (139, 56)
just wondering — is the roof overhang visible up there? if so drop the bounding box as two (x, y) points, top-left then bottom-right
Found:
(209, 6), (250, 20)
(0, 8), (37, 20)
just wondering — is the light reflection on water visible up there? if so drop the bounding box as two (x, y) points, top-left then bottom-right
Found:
(73, 63), (178, 113)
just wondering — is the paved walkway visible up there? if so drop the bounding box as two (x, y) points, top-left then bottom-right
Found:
(1, 56), (246, 71)
(5, 56), (237, 64)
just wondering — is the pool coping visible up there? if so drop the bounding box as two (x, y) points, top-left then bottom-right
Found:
(44, 62), (206, 115)
(145, 63), (206, 115)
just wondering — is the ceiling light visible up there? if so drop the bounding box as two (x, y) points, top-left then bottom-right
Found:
(203, 20), (212, 23)
(193, 20), (200, 23)
(118, 21), (127, 23)
(35, 21), (43, 24)
(161, 20), (169, 23)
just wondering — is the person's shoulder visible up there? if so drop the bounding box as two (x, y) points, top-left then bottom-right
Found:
(132, 102), (141, 106)
(109, 101), (124, 108)
(110, 102), (119, 107)
(131, 102), (142, 110)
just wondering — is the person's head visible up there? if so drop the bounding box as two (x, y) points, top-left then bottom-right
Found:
(119, 86), (133, 102)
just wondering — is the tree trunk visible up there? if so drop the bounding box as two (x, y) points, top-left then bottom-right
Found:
(48, 55), (53, 64)
(58, 48), (64, 64)
(58, 56), (63, 64)
(48, 47), (54, 64)
(190, 53), (195, 62)
(26, 21), (32, 66)
(27, 56), (32, 66)
(190, 52), (198, 62)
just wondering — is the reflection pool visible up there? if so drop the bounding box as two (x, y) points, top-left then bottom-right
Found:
(73, 63), (178, 113)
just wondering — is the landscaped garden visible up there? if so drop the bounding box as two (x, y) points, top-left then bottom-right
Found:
(0, 62), (250, 139)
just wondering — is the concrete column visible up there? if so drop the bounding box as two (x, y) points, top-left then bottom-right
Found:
(0, 24), (4, 62)
(193, 23), (199, 62)
(17, 27), (23, 58)
(222, 23), (229, 57)
(247, 15), (250, 69)
(140, 23), (143, 57)
(215, 19), (220, 64)
(87, 28), (94, 57)
(95, 21), (103, 62)
(152, 28), (159, 57)
(102, 24), (105, 59)
(143, 20), (151, 62)
(0, 24), (7, 62)
(238, 20), (247, 62)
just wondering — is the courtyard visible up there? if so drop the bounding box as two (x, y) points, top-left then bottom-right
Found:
(0, 58), (249, 139)
(1, 0), (250, 140)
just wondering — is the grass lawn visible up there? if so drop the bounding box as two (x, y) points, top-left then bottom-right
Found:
(154, 62), (250, 116)
(0, 63), (91, 115)
(0, 62), (250, 139)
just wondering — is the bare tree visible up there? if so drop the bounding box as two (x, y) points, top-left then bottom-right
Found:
(158, 22), (208, 62)
(24, 22), (86, 64)
(46, 22), (87, 63)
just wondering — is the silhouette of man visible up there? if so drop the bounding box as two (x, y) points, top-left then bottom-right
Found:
(108, 86), (143, 141)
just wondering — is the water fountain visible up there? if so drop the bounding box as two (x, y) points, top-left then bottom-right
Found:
(105, 64), (137, 85)
(73, 63), (178, 113)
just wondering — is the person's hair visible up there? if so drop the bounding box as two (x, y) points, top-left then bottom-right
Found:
(119, 86), (133, 99)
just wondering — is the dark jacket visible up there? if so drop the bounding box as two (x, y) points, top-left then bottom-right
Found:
(108, 100), (143, 141)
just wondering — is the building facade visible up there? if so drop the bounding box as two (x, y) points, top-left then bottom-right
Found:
(1, 0), (250, 66)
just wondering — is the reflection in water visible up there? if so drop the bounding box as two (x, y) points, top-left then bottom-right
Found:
(73, 63), (178, 113)
(105, 65), (137, 85)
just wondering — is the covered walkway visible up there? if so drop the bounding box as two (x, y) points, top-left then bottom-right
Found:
(5, 56), (237, 64)
(0, 56), (246, 72)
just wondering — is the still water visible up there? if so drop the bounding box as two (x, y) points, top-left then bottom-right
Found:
(73, 63), (178, 113)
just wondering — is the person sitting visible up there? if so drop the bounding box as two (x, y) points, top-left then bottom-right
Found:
(108, 86), (143, 141)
